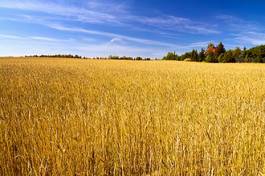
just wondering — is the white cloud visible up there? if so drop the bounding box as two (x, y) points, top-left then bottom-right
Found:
(0, 0), (219, 35)
(0, 32), (211, 58)
(216, 14), (265, 47)
(0, 33), (69, 42)
(0, 33), (167, 57)
(134, 15), (220, 34)
(52, 24), (216, 51)
(0, 0), (121, 24)
(234, 32), (265, 46)
(110, 37), (124, 44)
(45, 23), (179, 47)
(216, 14), (260, 32)
(0, 34), (24, 40)
(0, 1), (227, 57)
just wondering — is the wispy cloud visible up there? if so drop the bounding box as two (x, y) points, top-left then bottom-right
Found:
(134, 15), (220, 34)
(30, 36), (68, 42)
(0, 33), (69, 42)
(0, 12), (216, 50)
(0, 33), (169, 57)
(216, 14), (265, 47)
(46, 23), (216, 50)
(0, 0), (219, 35)
(0, 31), (210, 58)
(0, 34), (24, 40)
(0, 13), (185, 52)
(0, 0), (122, 24)
(0, 1), (240, 57)
(45, 23), (179, 47)
(216, 15), (260, 32)
(234, 32), (265, 46)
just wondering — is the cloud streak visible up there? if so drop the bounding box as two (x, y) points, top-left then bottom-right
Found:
(0, 33), (70, 42)
(0, 0), (219, 35)
(234, 32), (265, 46)
(134, 15), (220, 34)
(46, 23), (180, 47)
(216, 14), (265, 47)
(3, 2), (263, 57)
(0, 12), (217, 51)
(0, 0), (121, 24)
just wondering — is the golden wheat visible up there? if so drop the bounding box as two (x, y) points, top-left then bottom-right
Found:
(0, 58), (265, 175)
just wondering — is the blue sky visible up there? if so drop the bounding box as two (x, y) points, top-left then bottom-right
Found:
(1, 0), (265, 58)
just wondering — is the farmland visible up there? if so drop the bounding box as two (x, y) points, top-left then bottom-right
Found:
(1, 58), (265, 175)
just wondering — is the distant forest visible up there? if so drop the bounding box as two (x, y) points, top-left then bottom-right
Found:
(25, 43), (265, 63)
(163, 43), (265, 63)
(27, 54), (84, 59)
(26, 55), (153, 61)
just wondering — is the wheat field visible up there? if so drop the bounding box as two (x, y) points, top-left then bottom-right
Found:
(0, 58), (265, 175)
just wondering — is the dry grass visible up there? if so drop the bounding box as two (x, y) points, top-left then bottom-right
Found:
(1, 58), (265, 175)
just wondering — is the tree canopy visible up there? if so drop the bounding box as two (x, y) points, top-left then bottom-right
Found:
(163, 43), (265, 63)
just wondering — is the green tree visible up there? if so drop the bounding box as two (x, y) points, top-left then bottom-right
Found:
(163, 52), (178, 60)
(222, 50), (235, 63)
(239, 47), (247, 62)
(216, 42), (226, 56)
(233, 47), (242, 62)
(180, 52), (192, 61)
(207, 43), (215, 49)
(217, 53), (225, 63)
(191, 49), (199, 61)
(205, 55), (217, 63)
(135, 57), (143, 60)
(247, 45), (265, 62)
(198, 48), (206, 62)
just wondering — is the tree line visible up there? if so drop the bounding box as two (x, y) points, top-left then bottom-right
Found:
(163, 43), (265, 63)
(26, 55), (155, 61)
(27, 54), (83, 59)
(107, 56), (153, 61)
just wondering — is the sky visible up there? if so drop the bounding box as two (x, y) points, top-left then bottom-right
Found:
(1, 0), (265, 58)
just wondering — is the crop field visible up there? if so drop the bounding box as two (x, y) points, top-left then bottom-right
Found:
(1, 58), (265, 175)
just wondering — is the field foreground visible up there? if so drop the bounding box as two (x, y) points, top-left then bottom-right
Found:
(1, 58), (265, 175)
